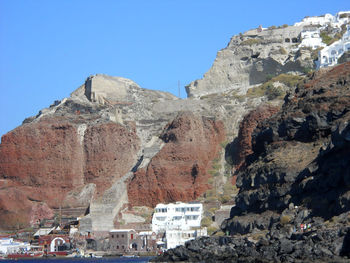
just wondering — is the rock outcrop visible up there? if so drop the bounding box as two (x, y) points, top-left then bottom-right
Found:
(128, 112), (225, 207)
(156, 62), (350, 262)
(0, 117), (139, 229)
(156, 224), (350, 262)
(186, 26), (313, 98)
(226, 105), (280, 170)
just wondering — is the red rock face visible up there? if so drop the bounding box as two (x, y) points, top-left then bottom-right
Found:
(84, 122), (140, 196)
(232, 105), (280, 170)
(128, 112), (225, 207)
(0, 118), (139, 229)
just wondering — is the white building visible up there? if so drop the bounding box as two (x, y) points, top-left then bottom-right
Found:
(317, 25), (350, 68)
(294, 11), (350, 28)
(299, 28), (326, 50)
(294, 13), (334, 27)
(0, 238), (30, 255)
(151, 202), (207, 249)
(166, 228), (207, 249)
(152, 202), (203, 233)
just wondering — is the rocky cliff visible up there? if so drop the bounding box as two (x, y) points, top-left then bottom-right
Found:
(128, 112), (225, 207)
(186, 25), (314, 98)
(1, 12), (349, 237)
(157, 62), (350, 262)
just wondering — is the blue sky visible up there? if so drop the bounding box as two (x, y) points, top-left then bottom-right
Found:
(0, 0), (349, 139)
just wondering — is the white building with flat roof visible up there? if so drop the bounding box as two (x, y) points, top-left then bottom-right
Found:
(299, 28), (326, 50)
(317, 25), (350, 68)
(294, 11), (350, 28)
(151, 202), (206, 249)
(152, 202), (203, 233)
(0, 238), (30, 255)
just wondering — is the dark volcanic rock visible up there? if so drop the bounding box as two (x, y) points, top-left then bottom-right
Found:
(155, 226), (350, 262)
(156, 63), (350, 262)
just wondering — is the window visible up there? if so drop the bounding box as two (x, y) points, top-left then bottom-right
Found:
(111, 234), (114, 238)
(117, 245), (119, 249)
(116, 234), (119, 238)
(121, 234), (124, 238)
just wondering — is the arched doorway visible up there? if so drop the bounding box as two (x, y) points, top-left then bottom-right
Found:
(131, 243), (138, 251)
(50, 237), (66, 252)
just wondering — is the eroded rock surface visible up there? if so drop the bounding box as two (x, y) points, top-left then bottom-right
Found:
(128, 112), (225, 207)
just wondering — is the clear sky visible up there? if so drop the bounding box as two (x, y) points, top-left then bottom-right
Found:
(0, 0), (349, 139)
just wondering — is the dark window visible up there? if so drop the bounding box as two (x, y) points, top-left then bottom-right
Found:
(116, 234), (119, 238)
(111, 234), (114, 238)
(117, 245), (119, 249)
(121, 234), (124, 238)
(122, 245), (124, 249)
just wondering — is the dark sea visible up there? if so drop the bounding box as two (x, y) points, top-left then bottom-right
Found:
(0, 257), (153, 263)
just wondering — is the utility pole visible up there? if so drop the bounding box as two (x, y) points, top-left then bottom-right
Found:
(178, 80), (180, 98)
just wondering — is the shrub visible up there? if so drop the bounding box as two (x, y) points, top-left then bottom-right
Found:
(219, 194), (232, 203)
(279, 47), (287, 55)
(207, 226), (218, 235)
(280, 215), (291, 225)
(240, 38), (261, 46)
(209, 207), (219, 215)
(266, 85), (284, 100)
(201, 217), (212, 227)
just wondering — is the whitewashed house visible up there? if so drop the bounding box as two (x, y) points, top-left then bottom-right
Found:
(299, 28), (326, 50)
(152, 202), (203, 232)
(0, 238), (30, 255)
(317, 25), (350, 68)
(294, 13), (334, 27)
(151, 202), (207, 249)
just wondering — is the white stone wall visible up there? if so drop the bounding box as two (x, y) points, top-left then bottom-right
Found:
(166, 228), (207, 249)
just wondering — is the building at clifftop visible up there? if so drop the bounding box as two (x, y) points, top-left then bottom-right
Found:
(317, 25), (350, 68)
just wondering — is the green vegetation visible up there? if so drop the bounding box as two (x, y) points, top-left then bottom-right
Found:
(320, 27), (346, 46)
(320, 31), (335, 45)
(201, 217), (212, 227)
(240, 38), (261, 46)
(268, 25), (277, 30)
(220, 140), (229, 149)
(209, 207), (219, 215)
(247, 73), (305, 100)
(207, 226), (219, 235)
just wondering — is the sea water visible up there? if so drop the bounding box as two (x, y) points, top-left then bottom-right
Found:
(0, 257), (153, 263)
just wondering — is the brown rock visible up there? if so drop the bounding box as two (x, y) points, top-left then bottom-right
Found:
(231, 105), (280, 170)
(0, 117), (139, 229)
(128, 112), (225, 207)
